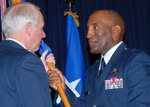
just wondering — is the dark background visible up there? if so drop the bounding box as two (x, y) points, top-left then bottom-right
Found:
(1, 0), (150, 73)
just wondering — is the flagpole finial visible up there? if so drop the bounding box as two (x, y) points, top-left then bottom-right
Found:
(64, 0), (80, 27)
(11, 0), (21, 5)
(65, 0), (75, 11)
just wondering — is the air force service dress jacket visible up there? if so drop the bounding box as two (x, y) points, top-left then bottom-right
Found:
(54, 42), (150, 107)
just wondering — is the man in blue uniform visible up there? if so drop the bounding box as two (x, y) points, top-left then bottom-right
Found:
(53, 10), (150, 107)
(0, 2), (64, 107)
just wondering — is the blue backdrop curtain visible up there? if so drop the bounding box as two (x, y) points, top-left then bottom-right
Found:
(1, 0), (150, 103)
(1, 0), (150, 84)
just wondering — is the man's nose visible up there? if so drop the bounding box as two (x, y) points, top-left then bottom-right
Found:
(87, 29), (94, 39)
(42, 31), (46, 38)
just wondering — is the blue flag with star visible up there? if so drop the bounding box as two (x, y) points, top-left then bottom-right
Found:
(65, 14), (85, 97)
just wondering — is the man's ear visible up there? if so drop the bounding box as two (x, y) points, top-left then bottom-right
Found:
(112, 25), (121, 36)
(111, 25), (121, 42)
(25, 22), (32, 37)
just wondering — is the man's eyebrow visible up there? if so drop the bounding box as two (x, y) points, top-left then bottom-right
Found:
(87, 22), (99, 27)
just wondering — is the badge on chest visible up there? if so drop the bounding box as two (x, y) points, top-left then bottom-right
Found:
(105, 77), (123, 90)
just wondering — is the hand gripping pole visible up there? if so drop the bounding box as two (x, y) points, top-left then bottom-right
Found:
(46, 62), (71, 107)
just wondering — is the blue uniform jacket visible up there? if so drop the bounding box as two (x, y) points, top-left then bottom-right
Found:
(54, 43), (150, 107)
(0, 40), (52, 107)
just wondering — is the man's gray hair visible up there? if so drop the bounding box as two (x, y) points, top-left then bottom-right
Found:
(2, 2), (40, 37)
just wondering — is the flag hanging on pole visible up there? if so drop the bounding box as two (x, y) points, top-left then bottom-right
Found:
(64, 11), (85, 97)
(56, 11), (85, 103)
(0, 0), (6, 40)
(0, 0), (6, 21)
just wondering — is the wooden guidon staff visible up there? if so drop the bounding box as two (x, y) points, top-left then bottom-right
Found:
(46, 62), (71, 107)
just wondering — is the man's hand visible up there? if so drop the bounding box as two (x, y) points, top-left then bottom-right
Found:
(40, 50), (55, 72)
(40, 50), (65, 91)
(47, 67), (66, 91)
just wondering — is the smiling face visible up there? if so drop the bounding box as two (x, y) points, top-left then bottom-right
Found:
(87, 10), (124, 55)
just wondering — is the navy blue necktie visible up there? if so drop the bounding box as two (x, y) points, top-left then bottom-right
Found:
(97, 57), (106, 78)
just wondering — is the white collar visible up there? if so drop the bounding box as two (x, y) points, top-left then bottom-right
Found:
(103, 41), (123, 65)
(5, 38), (27, 49)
